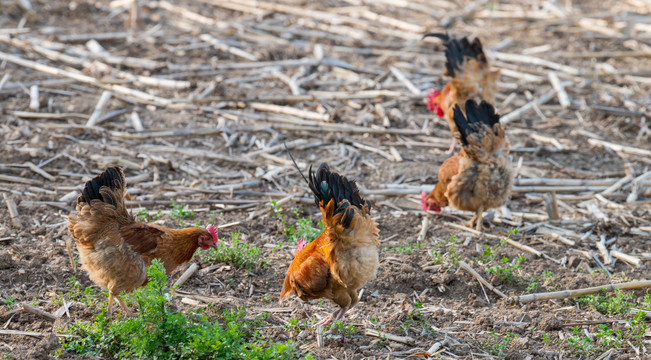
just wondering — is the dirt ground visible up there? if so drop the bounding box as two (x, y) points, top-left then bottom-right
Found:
(0, 0), (650, 359)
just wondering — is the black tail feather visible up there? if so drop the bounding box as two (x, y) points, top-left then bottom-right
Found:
(422, 32), (450, 42)
(453, 100), (501, 146)
(308, 163), (370, 228)
(284, 142), (309, 185)
(423, 33), (486, 77)
(80, 166), (125, 207)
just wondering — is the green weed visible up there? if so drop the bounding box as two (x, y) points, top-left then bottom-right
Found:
(487, 255), (526, 284)
(1, 297), (17, 308)
(642, 294), (651, 308)
(566, 327), (594, 356)
(135, 208), (149, 222)
(283, 319), (308, 339)
(525, 281), (539, 293)
(438, 235), (462, 268)
(135, 208), (161, 222)
(272, 202), (322, 245)
(399, 301), (434, 337)
(524, 271), (556, 294)
(481, 244), (496, 262)
(392, 241), (425, 254)
(481, 331), (518, 356)
(426, 236), (461, 267)
(564, 311), (647, 356)
(203, 232), (265, 271)
(328, 319), (357, 337)
(53, 276), (102, 307)
(169, 198), (196, 219)
(61, 260), (302, 359)
(429, 249), (443, 265)
(291, 215), (323, 243)
(578, 289), (634, 315)
(627, 311), (648, 344)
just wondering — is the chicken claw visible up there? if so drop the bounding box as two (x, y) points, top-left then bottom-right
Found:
(314, 306), (349, 328)
(314, 313), (335, 328)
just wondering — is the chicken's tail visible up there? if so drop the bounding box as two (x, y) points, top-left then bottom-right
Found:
(423, 33), (486, 78)
(78, 167), (129, 212)
(308, 163), (378, 246)
(78, 167), (126, 208)
(69, 166), (130, 248)
(454, 100), (506, 162)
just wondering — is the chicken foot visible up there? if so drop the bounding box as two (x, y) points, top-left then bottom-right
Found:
(314, 306), (349, 327)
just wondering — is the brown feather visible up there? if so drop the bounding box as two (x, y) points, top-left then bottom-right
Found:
(425, 103), (513, 219)
(440, 58), (500, 142)
(426, 153), (462, 209)
(68, 167), (215, 300)
(280, 189), (379, 315)
(119, 223), (162, 254)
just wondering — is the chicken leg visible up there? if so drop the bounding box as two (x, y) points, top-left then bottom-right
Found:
(107, 293), (114, 315)
(107, 292), (132, 317)
(474, 207), (484, 231)
(446, 137), (457, 155)
(464, 206), (484, 231)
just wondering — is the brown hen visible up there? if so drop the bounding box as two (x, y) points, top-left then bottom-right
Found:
(68, 167), (218, 315)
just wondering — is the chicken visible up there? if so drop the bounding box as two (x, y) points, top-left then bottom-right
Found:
(422, 100), (513, 230)
(423, 33), (501, 154)
(67, 166), (219, 315)
(280, 163), (379, 327)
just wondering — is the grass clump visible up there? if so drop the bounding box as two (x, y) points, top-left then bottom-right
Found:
(328, 319), (357, 337)
(169, 198), (196, 219)
(291, 215), (323, 243)
(399, 301), (435, 337)
(487, 255), (526, 284)
(578, 289), (636, 315)
(472, 230), (544, 289)
(564, 311), (647, 356)
(203, 232), (265, 271)
(272, 202), (322, 245)
(481, 331), (518, 356)
(1, 297), (17, 308)
(392, 241), (425, 254)
(428, 235), (461, 268)
(565, 327), (595, 356)
(52, 277), (102, 307)
(62, 260), (303, 360)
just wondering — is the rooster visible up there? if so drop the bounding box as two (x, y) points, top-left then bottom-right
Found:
(424, 33), (501, 154)
(280, 163), (379, 327)
(68, 166), (219, 315)
(421, 100), (513, 230)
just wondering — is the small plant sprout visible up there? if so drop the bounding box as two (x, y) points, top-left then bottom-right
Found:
(169, 198), (196, 219)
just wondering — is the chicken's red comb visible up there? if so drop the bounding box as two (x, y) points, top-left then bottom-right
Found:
(206, 224), (218, 240)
